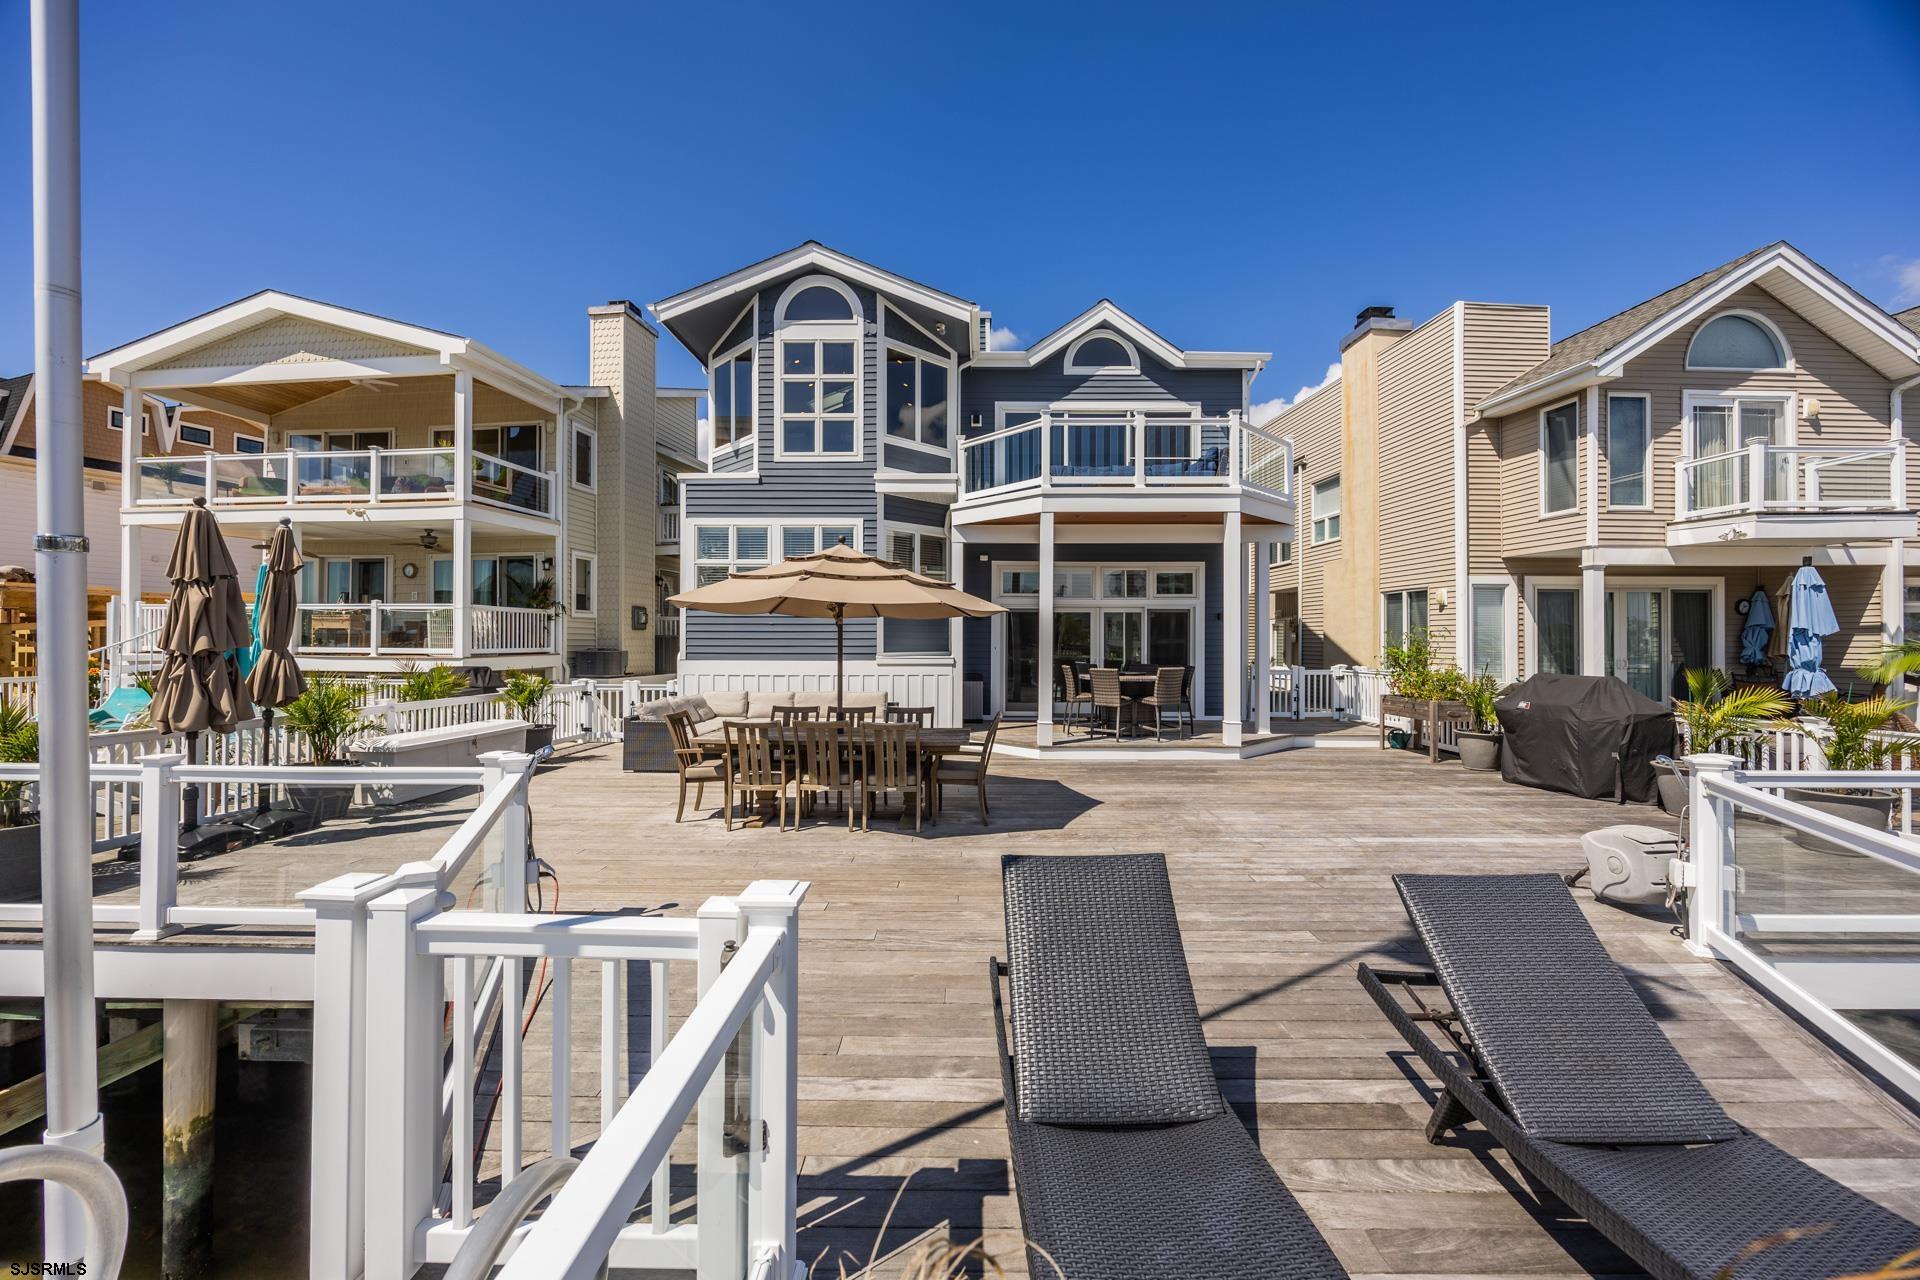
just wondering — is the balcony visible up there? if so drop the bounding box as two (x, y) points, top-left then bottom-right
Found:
(1670, 441), (1915, 546)
(296, 603), (556, 657)
(955, 411), (1293, 524)
(658, 507), (680, 551)
(134, 446), (556, 519)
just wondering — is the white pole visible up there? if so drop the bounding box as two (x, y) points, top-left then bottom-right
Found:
(32, 0), (107, 1260)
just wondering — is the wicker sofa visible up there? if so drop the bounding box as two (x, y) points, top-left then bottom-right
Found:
(621, 690), (891, 771)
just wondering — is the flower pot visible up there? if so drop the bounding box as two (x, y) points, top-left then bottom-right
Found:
(1785, 787), (1896, 855)
(1657, 771), (1689, 816)
(523, 723), (555, 754)
(1456, 731), (1501, 771)
(287, 761), (355, 823)
(0, 822), (40, 903)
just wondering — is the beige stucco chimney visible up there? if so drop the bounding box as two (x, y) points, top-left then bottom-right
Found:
(587, 301), (660, 672)
(1322, 306), (1412, 668)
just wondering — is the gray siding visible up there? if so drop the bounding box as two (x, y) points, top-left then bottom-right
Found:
(962, 349), (1243, 432)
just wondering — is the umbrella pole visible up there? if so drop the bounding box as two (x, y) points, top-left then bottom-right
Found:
(182, 730), (200, 831)
(256, 707), (274, 815)
(835, 604), (845, 709)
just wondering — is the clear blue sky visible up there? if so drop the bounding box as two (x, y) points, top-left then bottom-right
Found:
(3, 0), (1917, 414)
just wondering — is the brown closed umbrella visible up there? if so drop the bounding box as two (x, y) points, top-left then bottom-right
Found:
(247, 518), (305, 798)
(669, 539), (1002, 707)
(152, 498), (255, 829)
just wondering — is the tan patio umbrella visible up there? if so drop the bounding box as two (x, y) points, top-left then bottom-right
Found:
(669, 540), (1003, 706)
(246, 518), (305, 787)
(152, 498), (255, 828)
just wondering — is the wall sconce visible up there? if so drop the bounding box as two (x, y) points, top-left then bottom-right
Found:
(1801, 397), (1822, 422)
(540, 556), (555, 572)
(1435, 588), (1451, 611)
(969, 414), (982, 431)
(631, 604), (650, 630)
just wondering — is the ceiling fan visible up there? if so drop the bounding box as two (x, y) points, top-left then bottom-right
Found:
(417, 528), (440, 551)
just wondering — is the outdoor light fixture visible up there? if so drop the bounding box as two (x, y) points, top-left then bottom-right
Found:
(541, 556), (555, 571)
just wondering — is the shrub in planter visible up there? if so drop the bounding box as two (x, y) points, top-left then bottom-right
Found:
(396, 662), (468, 703)
(0, 703), (40, 902)
(1456, 673), (1504, 771)
(1665, 668), (1793, 815)
(279, 677), (374, 821)
(1788, 693), (1920, 853)
(501, 672), (556, 754)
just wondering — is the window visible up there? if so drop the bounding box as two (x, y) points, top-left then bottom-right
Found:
(1905, 584), (1920, 642)
(1276, 538), (1293, 565)
(1686, 313), (1787, 370)
(233, 434), (265, 455)
(1063, 332), (1139, 373)
(693, 524), (771, 587)
(431, 426), (538, 468)
(710, 345), (754, 453)
(177, 422), (213, 447)
(1054, 569), (1096, 599)
(1606, 394), (1650, 509)
(107, 407), (150, 435)
(886, 527), (948, 580)
(1311, 475), (1341, 543)
(1000, 569), (1039, 596)
(782, 524), (858, 559)
(572, 554), (596, 615)
(775, 276), (860, 459)
(1541, 400), (1579, 514)
(658, 468), (679, 505)
(1153, 570), (1195, 596)
(1470, 583), (1509, 680)
(1103, 569), (1148, 598)
(1382, 589), (1428, 649)
(780, 285), (854, 322)
(1534, 587), (1579, 675)
(572, 425), (595, 491)
(885, 349), (950, 450)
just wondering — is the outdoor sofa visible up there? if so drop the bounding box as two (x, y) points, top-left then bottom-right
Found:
(622, 690), (890, 771)
(1360, 872), (1920, 1280)
(991, 853), (1349, 1279)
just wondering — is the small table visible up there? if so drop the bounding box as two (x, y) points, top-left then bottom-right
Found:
(1379, 695), (1473, 763)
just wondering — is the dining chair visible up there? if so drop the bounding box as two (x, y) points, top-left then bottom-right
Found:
(830, 705), (877, 724)
(665, 709), (728, 823)
(1087, 668), (1135, 739)
(771, 704), (821, 725)
(884, 706), (936, 726)
(856, 721), (922, 833)
(936, 714), (1001, 824)
(1057, 664), (1092, 735)
(786, 717), (852, 831)
(1178, 666), (1196, 731)
(1138, 666), (1189, 741)
(724, 719), (797, 832)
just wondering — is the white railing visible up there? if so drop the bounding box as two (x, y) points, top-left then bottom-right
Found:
(78, 717), (314, 854)
(367, 683), (629, 745)
(959, 411), (1293, 502)
(1674, 440), (1906, 521)
(1261, 665), (1385, 723)
(658, 508), (680, 545)
(1682, 756), (1920, 1107)
(472, 605), (557, 654)
(0, 676), (37, 718)
(1676, 717), (1920, 777)
(134, 446), (557, 517)
(296, 604), (555, 657)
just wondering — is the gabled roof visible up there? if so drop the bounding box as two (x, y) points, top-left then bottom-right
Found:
(0, 374), (30, 443)
(971, 298), (1269, 372)
(1478, 242), (1920, 415)
(1898, 306), (1920, 339)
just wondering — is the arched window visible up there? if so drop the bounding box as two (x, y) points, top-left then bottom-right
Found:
(774, 276), (861, 459)
(1686, 312), (1789, 370)
(1063, 332), (1140, 373)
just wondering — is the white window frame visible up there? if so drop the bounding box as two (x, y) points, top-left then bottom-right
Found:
(1063, 331), (1141, 374)
(774, 275), (862, 463)
(571, 422), (597, 493)
(1311, 474), (1341, 544)
(691, 519), (865, 588)
(658, 466), (679, 506)
(708, 297), (758, 466)
(108, 407), (150, 436)
(1604, 392), (1652, 511)
(882, 341), (956, 458)
(572, 552), (597, 616)
(1381, 588), (1429, 650)
(1681, 390), (1797, 455)
(232, 432), (265, 455)
(1467, 575), (1518, 683)
(780, 520), (861, 560)
(1523, 576), (1584, 677)
(1539, 397), (1581, 517)
(176, 421), (213, 448)
(1684, 309), (1793, 373)
(991, 560), (1202, 606)
(881, 519), (952, 657)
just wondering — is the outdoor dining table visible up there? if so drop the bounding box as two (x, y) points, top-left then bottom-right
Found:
(690, 720), (977, 825)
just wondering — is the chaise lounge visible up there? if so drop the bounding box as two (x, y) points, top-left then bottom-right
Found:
(991, 853), (1349, 1279)
(1360, 872), (1920, 1280)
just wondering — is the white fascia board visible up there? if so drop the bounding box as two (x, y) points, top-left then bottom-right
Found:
(1185, 351), (1271, 370)
(130, 354), (449, 390)
(1477, 366), (1608, 419)
(453, 346), (566, 409)
(652, 244), (973, 324)
(1024, 302), (1186, 368)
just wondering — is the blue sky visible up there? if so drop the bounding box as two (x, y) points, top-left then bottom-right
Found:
(3, 0), (1917, 419)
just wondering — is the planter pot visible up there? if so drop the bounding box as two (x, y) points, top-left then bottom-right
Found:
(1657, 771), (1689, 816)
(287, 762), (354, 823)
(0, 822), (39, 903)
(523, 723), (555, 754)
(1456, 731), (1501, 771)
(1785, 787), (1896, 855)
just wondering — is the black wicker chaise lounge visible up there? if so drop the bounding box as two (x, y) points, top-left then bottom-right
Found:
(991, 853), (1349, 1280)
(1360, 872), (1920, 1280)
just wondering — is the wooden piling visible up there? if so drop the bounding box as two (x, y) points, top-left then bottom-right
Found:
(162, 999), (218, 1279)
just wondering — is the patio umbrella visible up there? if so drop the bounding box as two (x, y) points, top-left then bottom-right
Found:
(1780, 562), (1839, 699)
(1739, 588), (1774, 667)
(668, 540), (1003, 706)
(246, 518), (306, 788)
(152, 498), (255, 827)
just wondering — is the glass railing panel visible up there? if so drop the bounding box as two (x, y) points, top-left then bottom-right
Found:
(1049, 418), (1132, 479)
(1803, 451), (1895, 508)
(378, 607), (454, 651)
(472, 454), (551, 515)
(137, 456), (210, 502)
(210, 453), (289, 501)
(378, 449), (458, 499)
(297, 451), (373, 499)
(1682, 454), (1747, 514)
(961, 424), (1042, 493)
(299, 607), (371, 650)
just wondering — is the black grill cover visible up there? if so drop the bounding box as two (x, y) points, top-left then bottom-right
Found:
(1494, 674), (1675, 803)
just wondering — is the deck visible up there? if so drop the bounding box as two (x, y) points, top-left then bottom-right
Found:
(10, 743), (1920, 1276)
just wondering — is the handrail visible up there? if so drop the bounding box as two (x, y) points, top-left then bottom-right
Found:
(0, 1145), (128, 1279)
(472, 449), (550, 481)
(444, 1157), (600, 1280)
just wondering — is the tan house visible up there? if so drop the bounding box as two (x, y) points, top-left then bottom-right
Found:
(1272, 243), (1920, 703)
(85, 291), (699, 680)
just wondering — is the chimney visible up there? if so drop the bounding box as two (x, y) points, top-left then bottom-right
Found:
(1341, 304), (1413, 352)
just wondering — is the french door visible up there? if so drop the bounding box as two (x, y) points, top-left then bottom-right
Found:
(1689, 397), (1788, 509)
(1002, 606), (1192, 711)
(1605, 587), (1715, 702)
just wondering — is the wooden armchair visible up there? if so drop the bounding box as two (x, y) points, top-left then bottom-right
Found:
(725, 720), (797, 832)
(665, 710), (728, 823)
(936, 715), (1001, 824)
(856, 721), (923, 833)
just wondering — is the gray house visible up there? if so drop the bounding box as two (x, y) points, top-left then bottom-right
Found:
(652, 243), (1294, 745)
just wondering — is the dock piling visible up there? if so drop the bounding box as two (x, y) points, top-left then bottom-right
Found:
(161, 999), (217, 1279)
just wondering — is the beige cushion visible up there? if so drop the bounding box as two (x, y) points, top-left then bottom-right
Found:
(839, 691), (889, 712)
(699, 691), (750, 718)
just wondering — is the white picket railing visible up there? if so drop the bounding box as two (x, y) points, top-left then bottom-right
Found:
(1682, 755), (1920, 1108)
(0, 676), (38, 718)
(472, 606), (558, 655)
(1261, 665), (1385, 724)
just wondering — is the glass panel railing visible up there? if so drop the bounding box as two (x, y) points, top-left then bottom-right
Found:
(210, 453), (290, 501)
(961, 423), (1042, 494)
(297, 451), (373, 499)
(1049, 417), (1132, 480)
(1804, 449), (1896, 508)
(299, 606), (372, 650)
(137, 455), (210, 502)
(1682, 453), (1748, 515)
(472, 453), (551, 515)
(377, 448), (458, 499)
(378, 606), (454, 651)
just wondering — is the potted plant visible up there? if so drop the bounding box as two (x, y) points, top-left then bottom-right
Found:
(1456, 673), (1503, 771)
(1379, 629), (1470, 754)
(501, 671), (556, 754)
(0, 703), (40, 902)
(1665, 668), (1793, 815)
(1787, 693), (1919, 852)
(396, 662), (468, 703)
(279, 677), (372, 821)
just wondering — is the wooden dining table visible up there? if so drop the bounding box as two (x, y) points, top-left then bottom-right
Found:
(690, 720), (977, 827)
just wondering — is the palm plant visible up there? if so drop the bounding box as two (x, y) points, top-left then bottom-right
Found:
(1461, 672), (1502, 734)
(1860, 639), (1920, 690)
(1673, 667), (1792, 754)
(0, 700), (37, 828)
(1803, 692), (1920, 775)
(281, 677), (372, 764)
(500, 672), (554, 724)
(396, 662), (468, 703)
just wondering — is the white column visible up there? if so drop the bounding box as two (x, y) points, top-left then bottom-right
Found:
(694, 897), (746, 1280)
(452, 515), (472, 657)
(1883, 541), (1905, 695)
(1253, 539), (1272, 736)
(1222, 514), (1244, 746)
(118, 384), (143, 675)
(1580, 561), (1607, 677)
(1682, 753), (1742, 956)
(451, 368), (474, 503)
(949, 523), (967, 727)
(1036, 512), (1055, 747)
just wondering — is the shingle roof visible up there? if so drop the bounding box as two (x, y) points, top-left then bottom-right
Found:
(1481, 242), (1785, 407)
(1897, 306), (1920, 338)
(0, 373), (31, 442)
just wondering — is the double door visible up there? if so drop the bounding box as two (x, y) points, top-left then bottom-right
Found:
(1605, 587), (1715, 702)
(1003, 607), (1193, 711)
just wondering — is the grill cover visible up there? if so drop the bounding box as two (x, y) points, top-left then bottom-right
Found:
(1494, 674), (1674, 803)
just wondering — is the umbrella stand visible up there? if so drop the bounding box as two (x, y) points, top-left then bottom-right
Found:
(833, 602), (845, 709)
(255, 707), (276, 815)
(181, 729), (201, 832)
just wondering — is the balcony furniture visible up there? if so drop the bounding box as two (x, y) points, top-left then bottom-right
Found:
(883, 705), (935, 726)
(633, 691), (890, 743)
(934, 716), (1000, 824)
(1360, 873), (1920, 1279)
(770, 705), (821, 725)
(1087, 667), (1137, 739)
(723, 720), (795, 832)
(991, 853), (1350, 1279)
(1057, 664), (1092, 734)
(665, 710), (728, 823)
(1179, 665), (1195, 726)
(854, 721), (922, 833)
(785, 718), (852, 831)
(1138, 666), (1190, 741)
(830, 705), (877, 724)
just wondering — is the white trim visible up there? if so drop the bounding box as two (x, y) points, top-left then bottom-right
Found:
(879, 516), (953, 658)
(231, 431), (265, 455)
(1603, 391), (1653, 511)
(175, 420), (213, 448)
(1466, 575), (1519, 683)
(687, 518), (865, 587)
(652, 243), (974, 328)
(1538, 397), (1581, 517)
(1684, 308), (1794, 372)
(1310, 474), (1341, 545)
(1380, 588), (1430, 652)
(1522, 573), (1727, 684)
(772, 276), (862, 463)
(707, 297), (758, 470)
(772, 274), (861, 328)
(1450, 303), (1470, 669)
(881, 327), (957, 461)
(1681, 389), (1797, 453)
(107, 405), (151, 436)
(571, 551), (597, 617)
(570, 421), (598, 494)
(1523, 575), (1584, 677)
(1062, 331), (1141, 374)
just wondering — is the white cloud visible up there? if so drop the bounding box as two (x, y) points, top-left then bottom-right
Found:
(696, 415), (712, 461)
(1890, 255), (1920, 307)
(1250, 362), (1342, 426)
(988, 324), (1020, 351)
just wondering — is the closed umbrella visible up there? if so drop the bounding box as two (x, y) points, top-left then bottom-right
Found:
(152, 498), (255, 828)
(669, 540), (1003, 706)
(1739, 588), (1774, 667)
(1781, 562), (1839, 699)
(246, 518), (306, 793)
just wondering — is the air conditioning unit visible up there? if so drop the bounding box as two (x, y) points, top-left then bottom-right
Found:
(567, 648), (627, 678)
